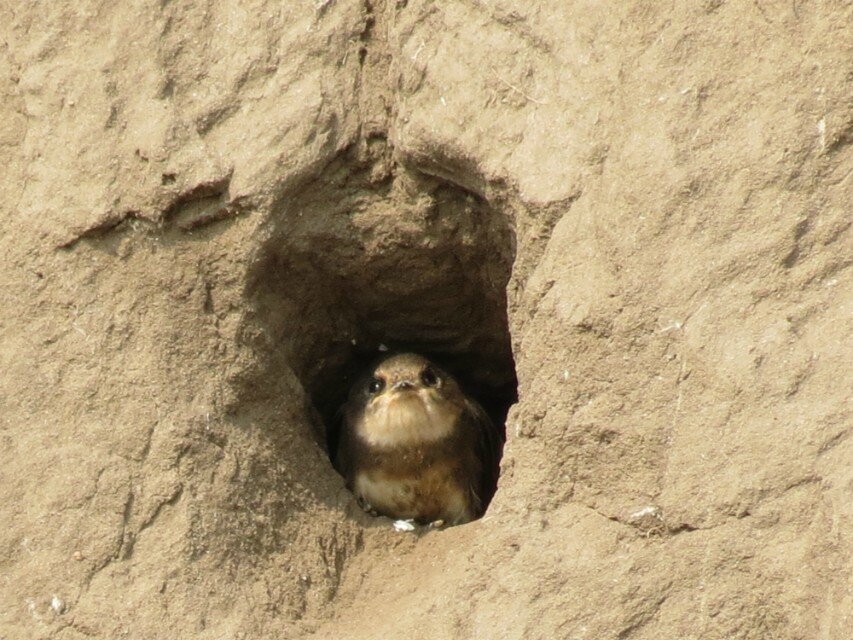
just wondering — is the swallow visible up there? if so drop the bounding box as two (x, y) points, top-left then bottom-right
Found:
(335, 352), (502, 526)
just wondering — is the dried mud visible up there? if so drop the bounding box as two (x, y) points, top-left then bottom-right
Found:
(1, 2), (851, 639)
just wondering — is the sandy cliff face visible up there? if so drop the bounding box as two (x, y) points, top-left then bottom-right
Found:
(1, 1), (850, 638)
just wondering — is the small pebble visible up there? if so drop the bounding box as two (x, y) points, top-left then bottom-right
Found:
(50, 596), (65, 615)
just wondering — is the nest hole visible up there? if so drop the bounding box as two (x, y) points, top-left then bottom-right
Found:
(246, 154), (517, 515)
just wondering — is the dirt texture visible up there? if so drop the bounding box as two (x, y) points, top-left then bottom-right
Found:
(1, 1), (851, 639)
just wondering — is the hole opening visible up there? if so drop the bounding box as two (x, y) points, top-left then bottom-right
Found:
(244, 152), (517, 519)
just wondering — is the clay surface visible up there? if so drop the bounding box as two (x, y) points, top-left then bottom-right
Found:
(1, 1), (850, 638)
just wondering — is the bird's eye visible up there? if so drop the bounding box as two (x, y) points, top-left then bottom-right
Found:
(420, 368), (439, 387)
(368, 377), (385, 394)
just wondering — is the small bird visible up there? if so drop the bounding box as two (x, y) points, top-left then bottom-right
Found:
(335, 352), (502, 526)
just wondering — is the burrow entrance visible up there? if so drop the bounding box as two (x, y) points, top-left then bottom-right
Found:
(245, 150), (517, 516)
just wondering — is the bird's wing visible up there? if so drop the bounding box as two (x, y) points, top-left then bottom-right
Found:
(462, 398), (504, 516)
(332, 405), (355, 485)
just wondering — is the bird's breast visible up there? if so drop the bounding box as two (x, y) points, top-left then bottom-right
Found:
(354, 462), (472, 524)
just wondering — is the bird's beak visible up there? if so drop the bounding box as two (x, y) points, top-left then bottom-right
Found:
(393, 380), (415, 391)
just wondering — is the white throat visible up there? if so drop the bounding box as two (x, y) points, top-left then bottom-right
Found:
(359, 390), (459, 447)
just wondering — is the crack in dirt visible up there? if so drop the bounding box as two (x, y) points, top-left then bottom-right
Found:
(57, 174), (245, 249)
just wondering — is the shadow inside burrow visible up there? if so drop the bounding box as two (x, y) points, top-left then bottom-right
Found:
(243, 152), (518, 520)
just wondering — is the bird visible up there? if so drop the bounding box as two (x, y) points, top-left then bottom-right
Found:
(335, 352), (502, 526)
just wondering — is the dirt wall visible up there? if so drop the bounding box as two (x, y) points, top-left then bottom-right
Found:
(1, 1), (850, 639)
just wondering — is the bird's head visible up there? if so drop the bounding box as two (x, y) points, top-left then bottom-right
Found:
(365, 352), (451, 398)
(346, 352), (465, 445)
